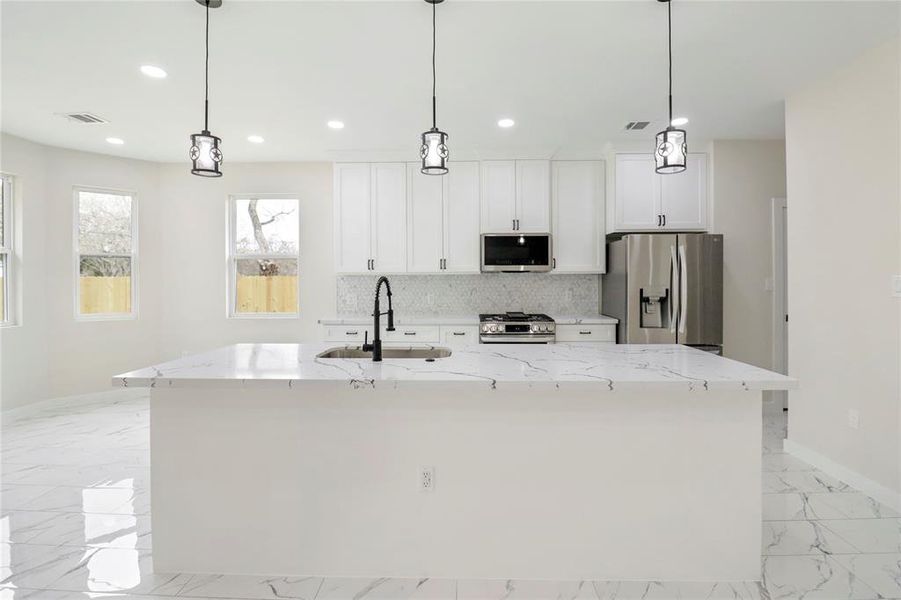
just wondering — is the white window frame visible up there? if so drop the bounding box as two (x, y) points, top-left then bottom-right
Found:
(0, 174), (14, 327)
(73, 186), (139, 321)
(227, 194), (300, 319)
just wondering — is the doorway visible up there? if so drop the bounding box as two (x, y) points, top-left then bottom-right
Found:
(771, 197), (788, 411)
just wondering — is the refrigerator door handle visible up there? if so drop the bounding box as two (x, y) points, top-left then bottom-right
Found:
(678, 243), (688, 335)
(670, 244), (679, 334)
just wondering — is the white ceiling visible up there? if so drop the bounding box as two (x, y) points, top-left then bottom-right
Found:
(1, 1), (898, 163)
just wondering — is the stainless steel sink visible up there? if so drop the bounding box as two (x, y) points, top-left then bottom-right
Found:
(317, 346), (452, 360)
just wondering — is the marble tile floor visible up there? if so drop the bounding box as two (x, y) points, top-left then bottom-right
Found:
(1, 392), (900, 599)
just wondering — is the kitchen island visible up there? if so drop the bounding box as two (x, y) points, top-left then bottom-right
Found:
(114, 343), (795, 582)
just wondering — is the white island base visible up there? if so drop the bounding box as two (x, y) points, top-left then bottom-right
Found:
(150, 385), (760, 581)
(116, 343), (795, 582)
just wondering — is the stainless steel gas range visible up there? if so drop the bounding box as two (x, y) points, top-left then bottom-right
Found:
(478, 312), (556, 344)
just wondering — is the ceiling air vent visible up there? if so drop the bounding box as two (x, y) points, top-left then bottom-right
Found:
(625, 121), (650, 131)
(62, 112), (108, 124)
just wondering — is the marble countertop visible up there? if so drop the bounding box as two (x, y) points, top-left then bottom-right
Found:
(113, 343), (795, 392)
(318, 314), (618, 326)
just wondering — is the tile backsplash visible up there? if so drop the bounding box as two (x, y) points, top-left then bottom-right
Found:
(337, 274), (600, 316)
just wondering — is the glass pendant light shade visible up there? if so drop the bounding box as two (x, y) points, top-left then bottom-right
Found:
(190, 131), (223, 177)
(420, 128), (448, 175)
(655, 126), (686, 174)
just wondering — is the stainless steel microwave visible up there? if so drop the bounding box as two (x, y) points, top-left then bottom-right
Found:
(480, 233), (553, 272)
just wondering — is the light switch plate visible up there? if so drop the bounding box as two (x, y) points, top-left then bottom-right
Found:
(893, 276), (901, 298)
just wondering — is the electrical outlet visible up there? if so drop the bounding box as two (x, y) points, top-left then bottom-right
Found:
(892, 276), (901, 298)
(419, 466), (435, 492)
(426, 293), (435, 308)
(848, 409), (860, 430)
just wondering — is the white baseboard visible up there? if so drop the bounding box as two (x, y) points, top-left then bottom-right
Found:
(784, 438), (901, 512)
(1, 388), (147, 420)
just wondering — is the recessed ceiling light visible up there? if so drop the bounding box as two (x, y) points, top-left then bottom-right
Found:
(498, 118), (515, 128)
(247, 135), (264, 144)
(140, 65), (167, 79)
(671, 117), (689, 127)
(105, 137), (124, 145)
(327, 120), (345, 130)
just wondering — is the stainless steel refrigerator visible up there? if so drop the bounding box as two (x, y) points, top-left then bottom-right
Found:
(603, 234), (723, 353)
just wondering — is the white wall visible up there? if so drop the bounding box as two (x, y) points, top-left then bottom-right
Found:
(710, 140), (786, 369)
(785, 39), (901, 494)
(0, 135), (50, 409)
(154, 162), (334, 361)
(0, 135), (335, 410)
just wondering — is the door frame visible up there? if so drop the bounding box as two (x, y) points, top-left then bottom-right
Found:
(771, 197), (788, 409)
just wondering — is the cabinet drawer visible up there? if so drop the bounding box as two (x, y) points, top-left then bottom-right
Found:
(382, 325), (440, 344)
(322, 326), (373, 343)
(555, 324), (616, 343)
(439, 325), (480, 346)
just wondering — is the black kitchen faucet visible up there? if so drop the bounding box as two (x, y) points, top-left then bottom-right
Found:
(362, 276), (395, 362)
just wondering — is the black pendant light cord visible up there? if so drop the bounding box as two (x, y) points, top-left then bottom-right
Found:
(667, 0), (673, 126)
(431, 0), (437, 130)
(204, 0), (211, 132)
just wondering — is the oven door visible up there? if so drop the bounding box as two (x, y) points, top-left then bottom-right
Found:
(479, 334), (555, 344)
(481, 234), (552, 273)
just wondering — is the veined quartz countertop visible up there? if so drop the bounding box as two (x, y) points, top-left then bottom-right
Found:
(318, 314), (618, 326)
(113, 343), (795, 393)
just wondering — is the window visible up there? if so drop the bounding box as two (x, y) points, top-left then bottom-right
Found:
(0, 175), (13, 325)
(75, 188), (137, 318)
(228, 196), (299, 316)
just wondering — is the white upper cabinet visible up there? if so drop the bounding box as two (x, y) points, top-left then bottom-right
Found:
(515, 160), (551, 232)
(480, 161), (517, 232)
(659, 153), (707, 231)
(552, 161), (606, 273)
(480, 160), (550, 233)
(334, 163), (407, 274)
(407, 164), (445, 273)
(443, 162), (481, 273)
(614, 154), (659, 231)
(370, 163), (408, 272)
(612, 153), (708, 232)
(406, 161), (481, 274)
(334, 163), (372, 274)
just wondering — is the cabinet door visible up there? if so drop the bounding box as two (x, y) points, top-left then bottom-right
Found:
(480, 161), (517, 232)
(439, 325), (480, 347)
(660, 153), (707, 231)
(406, 163), (444, 273)
(515, 160), (551, 232)
(370, 163), (407, 272)
(443, 161), (481, 273)
(614, 154), (661, 231)
(552, 161), (605, 273)
(333, 163), (372, 273)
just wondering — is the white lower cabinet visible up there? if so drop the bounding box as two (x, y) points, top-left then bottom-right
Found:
(439, 325), (480, 346)
(381, 325), (440, 344)
(555, 324), (616, 343)
(322, 325), (373, 343)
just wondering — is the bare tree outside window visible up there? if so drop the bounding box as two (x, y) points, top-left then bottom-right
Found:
(231, 197), (299, 314)
(75, 190), (136, 317)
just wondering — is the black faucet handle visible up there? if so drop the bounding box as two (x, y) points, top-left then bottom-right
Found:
(386, 309), (395, 331)
(362, 330), (373, 352)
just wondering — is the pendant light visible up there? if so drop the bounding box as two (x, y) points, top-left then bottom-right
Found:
(654, 0), (687, 175)
(189, 0), (223, 177)
(419, 0), (449, 175)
